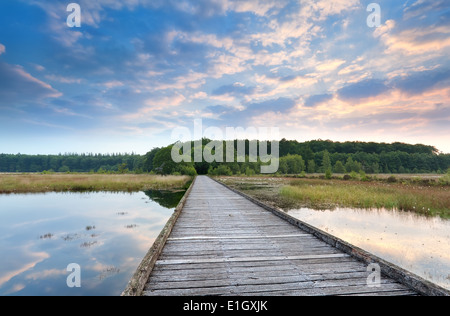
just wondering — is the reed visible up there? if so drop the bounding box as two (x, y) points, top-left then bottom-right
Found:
(0, 174), (191, 193)
(280, 179), (450, 218)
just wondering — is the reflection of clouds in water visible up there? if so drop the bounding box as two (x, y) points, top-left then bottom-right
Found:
(0, 191), (181, 295)
(3, 283), (26, 296)
(288, 207), (450, 290)
(0, 244), (50, 294)
(25, 269), (66, 281)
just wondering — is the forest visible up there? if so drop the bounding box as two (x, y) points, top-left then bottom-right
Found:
(1, 140), (449, 175)
(0, 153), (144, 173)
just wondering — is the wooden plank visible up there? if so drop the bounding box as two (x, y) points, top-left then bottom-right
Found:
(144, 279), (408, 296)
(156, 254), (349, 266)
(168, 234), (310, 241)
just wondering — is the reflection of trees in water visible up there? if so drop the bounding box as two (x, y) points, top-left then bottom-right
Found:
(144, 190), (186, 209)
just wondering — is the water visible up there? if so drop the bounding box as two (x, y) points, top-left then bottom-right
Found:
(0, 190), (184, 296)
(287, 207), (450, 290)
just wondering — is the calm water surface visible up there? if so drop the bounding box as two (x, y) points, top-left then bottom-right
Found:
(287, 207), (450, 290)
(0, 190), (184, 296)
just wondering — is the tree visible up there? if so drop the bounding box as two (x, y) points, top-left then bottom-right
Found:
(152, 146), (178, 175)
(282, 154), (305, 174)
(143, 148), (160, 172)
(345, 157), (361, 173)
(279, 158), (289, 174)
(333, 161), (346, 174)
(322, 150), (332, 173)
(209, 165), (232, 176)
(307, 160), (316, 173)
(118, 163), (129, 174)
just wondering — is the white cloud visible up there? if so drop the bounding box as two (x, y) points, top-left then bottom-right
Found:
(33, 64), (45, 72)
(0, 43), (5, 55)
(307, 0), (361, 20)
(227, 0), (288, 16)
(101, 80), (125, 89)
(46, 75), (83, 84)
(316, 59), (346, 72)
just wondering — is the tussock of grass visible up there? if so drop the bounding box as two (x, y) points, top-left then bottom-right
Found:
(0, 174), (191, 194)
(281, 179), (450, 218)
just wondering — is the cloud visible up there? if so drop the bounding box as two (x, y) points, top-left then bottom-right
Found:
(205, 105), (236, 115)
(403, 0), (449, 20)
(304, 94), (333, 107)
(374, 17), (450, 56)
(212, 83), (256, 97)
(393, 68), (450, 96)
(394, 68), (450, 95)
(101, 80), (125, 89)
(227, 0), (288, 16)
(308, 0), (361, 20)
(0, 43), (5, 55)
(0, 62), (62, 105)
(247, 97), (296, 113)
(45, 75), (83, 84)
(316, 59), (346, 72)
(337, 79), (390, 101)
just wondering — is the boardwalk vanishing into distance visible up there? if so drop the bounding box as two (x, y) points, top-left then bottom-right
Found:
(124, 176), (449, 296)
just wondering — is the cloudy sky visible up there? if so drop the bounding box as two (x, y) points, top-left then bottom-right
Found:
(0, 0), (449, 154)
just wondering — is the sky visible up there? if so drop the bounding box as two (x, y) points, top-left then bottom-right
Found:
(0, 0), (449, 155)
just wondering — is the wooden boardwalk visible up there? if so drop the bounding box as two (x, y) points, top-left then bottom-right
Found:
(141, 176), (420, 296)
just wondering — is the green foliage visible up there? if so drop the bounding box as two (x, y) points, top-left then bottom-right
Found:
(58, 166), (70, 173)
(345, 157), (362, 173)
(325, 168), (332, 179)
(333, 161), (346, 174)
(179, 165), (198, 176)
(208, 165), (233, 176)
(439, 169), (450, 185)
(1, 140), (449, 176)
(117, 163), (129, 174)
(360, 170), (369, 181)
(279, 154), (305, 174)
(143, 148), (160, 172)
(245, 167), (256, 177)
(387, 175), (397, 183)
(307, 160), (316, 173)
(322, 150), (331, 173)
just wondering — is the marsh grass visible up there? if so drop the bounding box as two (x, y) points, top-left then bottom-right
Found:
(281, 179), (450, 218)
(0, 174), (191, 194)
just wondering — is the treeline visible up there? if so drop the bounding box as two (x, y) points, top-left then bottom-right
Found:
(1, 140), (449, 175)
(145, 139), (450, 176)
(0, 153), (144, 173)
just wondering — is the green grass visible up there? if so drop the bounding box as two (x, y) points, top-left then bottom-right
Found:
(0, 174), (192, 193)
(280, 179), (450, 218)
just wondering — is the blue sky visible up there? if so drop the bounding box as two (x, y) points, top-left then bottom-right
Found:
(0, 0), (449, 154)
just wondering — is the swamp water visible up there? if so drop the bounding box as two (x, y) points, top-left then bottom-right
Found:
(0, 190), (185, 296)
(287, 207), (450, 290)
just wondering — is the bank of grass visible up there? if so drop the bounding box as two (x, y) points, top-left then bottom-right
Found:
(217, 176), (450, 219)
(281, 179), (449, 218)
(0, 174), (192, 194)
